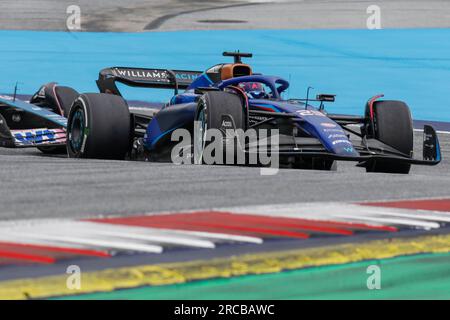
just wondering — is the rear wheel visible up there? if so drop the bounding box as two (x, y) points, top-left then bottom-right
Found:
(36, 85), (79, 154)
(365, 100), (413, 174)
(67, 93), (131, 160)
(194, 91), (245, 165)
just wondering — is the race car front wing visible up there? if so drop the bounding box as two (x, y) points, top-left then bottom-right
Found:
(245, 125), (441, 166)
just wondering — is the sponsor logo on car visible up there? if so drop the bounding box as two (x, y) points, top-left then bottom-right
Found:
(12, 128), (65, 145)
(343, 146), (355, 153)
(323, 128), (344, 133)
(296, 110), (326, 117)
(114, 68), (200, 83)
(175, 72), (199, 81)
(115, 68), (169, 81)
(332, 139), (352, 145)
(328, 134), (347, 139)
(321, 122), (337, 128)
(12, 114), (21, 122)
(37, 86), (46, 98)
(221, 120), (233, 128)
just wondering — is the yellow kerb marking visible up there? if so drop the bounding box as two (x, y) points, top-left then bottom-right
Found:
(1, 233), (450, 299)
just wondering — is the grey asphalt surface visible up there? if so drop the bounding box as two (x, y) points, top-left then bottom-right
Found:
(1, 1), (449, 222)
(0, 132), (449, 221)
(1, 0), (450, 32)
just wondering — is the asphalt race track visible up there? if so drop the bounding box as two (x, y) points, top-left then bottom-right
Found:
(1, 0), (450, 31)
(1, 0), (450, 300)
(0, 131), (449, 221)
(0, 0), (448, 233)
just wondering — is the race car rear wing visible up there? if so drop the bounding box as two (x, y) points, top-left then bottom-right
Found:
(96, 67), (203, 96)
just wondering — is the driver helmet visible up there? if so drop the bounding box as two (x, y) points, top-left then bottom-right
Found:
(240, 82), (263, 92)
(239, 82), (266, 99)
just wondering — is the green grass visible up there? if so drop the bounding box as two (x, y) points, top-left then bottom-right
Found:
(61, 252), (450, 300)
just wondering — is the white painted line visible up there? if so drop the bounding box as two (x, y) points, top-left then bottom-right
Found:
(162, 229), (263, 244)
(332, 214), (440, 230)
(361, 208), (450, 223)
(417, 209), (450, 215)
(71, 222), (216, 249)
(0, 234), (90, 250)
(218, 202), (449, 230)
(0, 218), (263, 249)
(4, 231), (163, 253)
(76, 222), (263, 245)
(218, 202), (345, 217)
(218, 202), (389, 225)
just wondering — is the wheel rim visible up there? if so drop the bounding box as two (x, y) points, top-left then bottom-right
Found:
(69, 108), (85, 154)
(194, 106), (207, 164)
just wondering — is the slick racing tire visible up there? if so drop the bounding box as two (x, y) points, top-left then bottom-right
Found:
(53, 86), (80, 117)
(67, 93), (131, 160)
(194, 91), (245, 165)
(37, 86), (79, 155)
(0, 113), (14, 147)
(365, 100), (413, 174)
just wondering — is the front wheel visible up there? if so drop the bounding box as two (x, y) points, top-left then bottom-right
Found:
(67, 93), (131, 160)
(36, 85), (79, 155)
(365, 100), (413, 174)
(194, 91), (246, 165)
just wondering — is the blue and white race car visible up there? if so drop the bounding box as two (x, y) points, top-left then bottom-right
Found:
(0, 51), (441, 173)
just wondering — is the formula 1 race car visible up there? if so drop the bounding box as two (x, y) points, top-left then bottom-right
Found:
(0, 83), (78, 154)
(0, 52), (442, 173)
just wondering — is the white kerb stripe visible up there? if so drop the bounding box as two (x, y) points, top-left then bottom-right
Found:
(360, 209), (450, 223)
(333, 214), (440, 229)
(4, 231), (163, 253)
(161, 229), (263, 244)
(69, 222), (216, 249)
